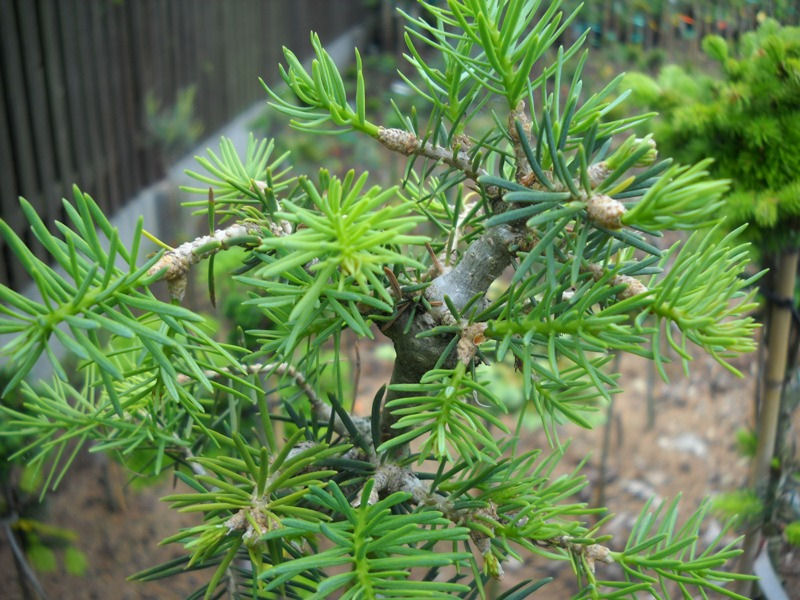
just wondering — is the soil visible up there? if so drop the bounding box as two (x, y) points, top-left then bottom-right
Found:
(2, 338), (799, 599)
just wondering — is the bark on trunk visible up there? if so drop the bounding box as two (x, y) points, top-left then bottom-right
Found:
(381, 224), (525, 438)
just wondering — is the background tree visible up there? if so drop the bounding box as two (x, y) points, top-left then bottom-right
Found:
(621, 19), (800, 585)
(0, 1), (761, 598)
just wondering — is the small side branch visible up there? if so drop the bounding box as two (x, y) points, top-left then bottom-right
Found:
(377, 127), (486, 182)
(148, 222), (265, 281)
(147, 221), (267, 300)
(354, 462), (616, 580)
(353, 463), (512, 579)
(353, 463), (435, 507)
(3, 516), (49, 600)
(378, 125), (626, 233)
(177, 362), (372, 453)
(173, 434), (209, 477)
(537, 535), (614, 574)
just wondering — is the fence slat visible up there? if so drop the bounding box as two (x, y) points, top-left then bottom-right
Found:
(0, 1), (40, 240)
(17, 0), (60, 244)
(38, 0), (75, 222)
(76, 0), (110, 205)
(57, 0), (94, 204)
(128, 0), (160, 185)
(106, 3), (135, 206)
(115, 0), (143, 199)
(0, 0), (371, 287)
(0, 57), (29, 290)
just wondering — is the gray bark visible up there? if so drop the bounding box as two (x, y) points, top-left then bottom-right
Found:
(381, 223), (525, 436)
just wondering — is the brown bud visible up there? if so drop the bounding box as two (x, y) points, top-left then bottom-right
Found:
(586, 194), (625, 229)
(584, 543), (614, 573)
(378, 127), (420, 155)
(587, 162), (611, 188)
(167, 274), (188, 302)
(613, 274), (648, 299)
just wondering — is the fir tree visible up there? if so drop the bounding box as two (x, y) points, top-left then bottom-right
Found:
(0, 2), (761, 598)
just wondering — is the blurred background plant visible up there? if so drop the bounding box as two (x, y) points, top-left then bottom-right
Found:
(145, 85), (205, 167)
(1, 368), (88, 599)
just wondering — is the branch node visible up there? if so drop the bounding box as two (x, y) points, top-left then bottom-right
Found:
(147, 221), (265, 295)
(587, 162), (611, 188)
(509, 101), (534, 184)
(457, 322), (487, 364)
(586, 194), (626, 229)
(587, 264), (648, 299)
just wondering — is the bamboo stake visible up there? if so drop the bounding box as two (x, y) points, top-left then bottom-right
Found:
(738, 249), (799, 588)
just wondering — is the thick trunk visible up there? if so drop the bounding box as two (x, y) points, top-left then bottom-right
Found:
(381, 224), (525, 437)
(385, 224), (522, 377)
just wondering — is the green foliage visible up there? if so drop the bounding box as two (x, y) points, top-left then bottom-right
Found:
(0, 186), (241, 412)
(64, 545), (89, 576)
(623, 19), (800, 252)
(381, 362), (509, 462)
(642, 227), (761, 377)
(0, 369), (87, 586)
(600, 498), (755, 600)
(255, 482), (472, 599)
(26, 542), (58, 573)
(402, 0), (585, 113)
(735, 428), (758, 458)
(145, 85), (204, 162)
(14, 518), (88, 576)
(204, 246), (270, 345)
(156, 432), (343, 581)
(712, 490), (765, 528)
(265, 33), (378, 136)
(620, 159), (728, 231)
(243, 169), (428, 352)
(183, 134), (294, 216)
(786, 521), (800, 546)
(0, 1), (761, 598)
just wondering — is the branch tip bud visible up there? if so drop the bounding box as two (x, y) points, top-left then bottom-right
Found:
(586, 194), (625, 229)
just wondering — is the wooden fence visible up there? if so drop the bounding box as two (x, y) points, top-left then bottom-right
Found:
(564, 0), (799, 55)
(0, 0), (369, 289)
